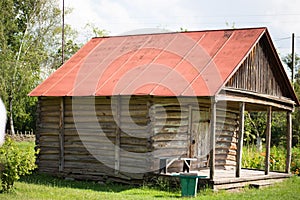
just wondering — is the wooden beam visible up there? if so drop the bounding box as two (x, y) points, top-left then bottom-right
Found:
(188, 105), (192, 157)
(222, 88), (295, 106)
(115, 96), (121, 174)
(59, 97), (65, 172)
(265, 106), (272, 175)
(236, 102), (245, 177)
(286, 111), (292, 173)
(210, 98), (217, 180)
(216, 92), (294, 111)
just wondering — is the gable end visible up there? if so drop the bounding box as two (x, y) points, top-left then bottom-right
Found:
(225, 36), (290, 99)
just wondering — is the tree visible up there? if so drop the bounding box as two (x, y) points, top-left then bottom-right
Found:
(0, 0), (63, 134)
(283, 53), (300, 146)
(282, 53), (300, 81)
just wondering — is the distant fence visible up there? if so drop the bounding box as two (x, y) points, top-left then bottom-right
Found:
(5, 129), (35, 142)
(6, 129), (34, 136)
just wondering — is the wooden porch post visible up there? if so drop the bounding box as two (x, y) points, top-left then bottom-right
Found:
(210, 98), (217, 180)
(115, 96), (121, 174)
(286, 111), (292, 173)
(59, 97), (65, 172)
(236, 102), (245, 177)
(265, 106), (272, 175)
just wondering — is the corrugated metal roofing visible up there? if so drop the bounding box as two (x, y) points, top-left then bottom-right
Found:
(30, 27), (283, 97)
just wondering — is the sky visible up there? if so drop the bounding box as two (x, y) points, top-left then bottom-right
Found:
(62, 0), (300, 56)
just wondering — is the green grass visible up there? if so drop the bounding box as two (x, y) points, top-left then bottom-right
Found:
(0, 173), (299, 200)
(1, 141), (298, 199)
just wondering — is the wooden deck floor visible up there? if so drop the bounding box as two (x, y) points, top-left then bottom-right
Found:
(161, 168), (292, 190)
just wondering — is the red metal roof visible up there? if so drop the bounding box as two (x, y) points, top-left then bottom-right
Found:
(30, 27), (269, 97)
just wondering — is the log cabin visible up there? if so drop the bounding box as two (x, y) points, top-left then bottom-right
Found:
(29, 27), (298, 185)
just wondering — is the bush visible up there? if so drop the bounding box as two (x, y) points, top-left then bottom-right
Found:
(291, 147), (300, 176)
(243, 145), (300, 174)
(0, 137), (37, 192)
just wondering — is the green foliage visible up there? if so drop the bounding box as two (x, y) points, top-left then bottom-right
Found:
(242, 145), (265, 170)
(291, 146), (300, 176)
(0, 138), (37, 192)
(243, 145), (300, 174)
(0, 0), (64, 133)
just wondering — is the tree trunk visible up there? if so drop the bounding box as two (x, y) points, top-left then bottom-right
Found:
(9, 98), (15, 135)
(256, 136), (262, 152)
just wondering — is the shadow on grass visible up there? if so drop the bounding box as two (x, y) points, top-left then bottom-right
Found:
(18, 172), (182, 198)
(19, 172), (135, 193)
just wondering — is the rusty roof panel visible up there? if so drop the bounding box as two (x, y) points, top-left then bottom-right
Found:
(30, 27), (271, 97)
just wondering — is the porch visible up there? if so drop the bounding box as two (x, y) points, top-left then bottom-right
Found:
(159, 168), (292, 191)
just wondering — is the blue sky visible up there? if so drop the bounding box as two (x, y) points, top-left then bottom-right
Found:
(63, 0), (300, 56)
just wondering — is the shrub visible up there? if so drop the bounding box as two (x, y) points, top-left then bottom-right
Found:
(0, 137), (37, 192)
(243, 145), (300, 174)
(291, 147), (300, 176)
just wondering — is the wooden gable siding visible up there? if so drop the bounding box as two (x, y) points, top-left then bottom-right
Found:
(226, 39), (285, 97)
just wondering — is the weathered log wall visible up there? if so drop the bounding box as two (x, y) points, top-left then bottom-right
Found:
(36, 96), (239, 181)
(36, 97), (61, 174)
(215, 107), (239, 169)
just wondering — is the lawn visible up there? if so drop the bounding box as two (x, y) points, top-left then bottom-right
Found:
(0, 173), (299, 200)
(1, 141), (299, 199)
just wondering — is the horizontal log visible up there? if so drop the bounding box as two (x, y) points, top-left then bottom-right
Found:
(64, 110), (114, 117)
(152, 148), (187, 157)
(64, 116), (115, 123)
(152, 140), (187, 149)
(64, 123), (117, 129)
(121, 123), (148, 132)
(153, 126), (188, 134)
(64, 161), (112, 170)
(38, 160), (59, 167)
(65, 97), (113, 105)
(40, 111), (60, 117)
(40, 105), (60, 112)
(216, 136), (236, 144)
(120, 117), (149, 124)
(120, 145), (150, 153)
(39, 148), (59, 154)
(120, 131), (149, 138)
(39, 136), (59, 142)
(119, 165), (148, 174)
(39, 130), (59, 136)
(64, 129), (116, 136)
(154, 120), (188, 126)
(39, 141), (59, 148)
(120, 137), (148, 146)
(39, 154), (59, 160)
(38, 123), (59, 129)
(151, 133), (188, 141)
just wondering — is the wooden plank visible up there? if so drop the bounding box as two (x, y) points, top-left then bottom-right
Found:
(115, 96), (121, 174)
(219, 88), (294, 111)
(236, 102), (245, 177)
(286, 111), (292, 173)
(59, 97), (65, 172)
(265, 106), (272, 175)
(210, 98), (217, 180)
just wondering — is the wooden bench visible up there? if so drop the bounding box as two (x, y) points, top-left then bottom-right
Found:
(159, 157), (197, 174)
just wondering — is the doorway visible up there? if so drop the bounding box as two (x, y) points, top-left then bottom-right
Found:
(189, 108), (210, 168)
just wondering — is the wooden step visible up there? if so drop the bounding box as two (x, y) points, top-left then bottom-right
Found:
(249, 179), (285, 189)
(213, 177), (288, 191)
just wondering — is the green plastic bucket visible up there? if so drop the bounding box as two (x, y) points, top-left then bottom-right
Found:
(175, 174), (207, 197)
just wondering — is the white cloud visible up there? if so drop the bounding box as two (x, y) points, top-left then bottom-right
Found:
(63, 0), (300, 54)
